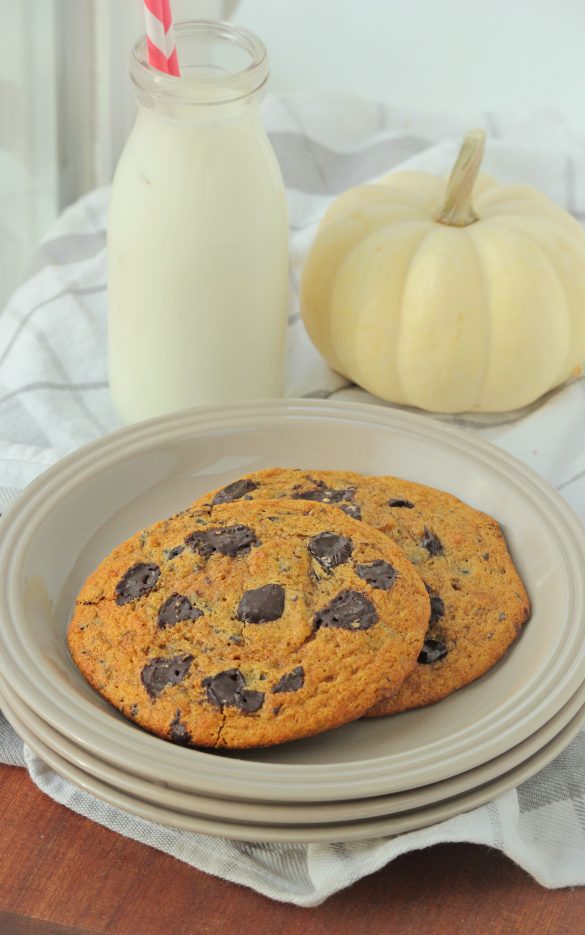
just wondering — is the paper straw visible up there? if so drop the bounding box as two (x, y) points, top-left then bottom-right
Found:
(143, 0), (180, 76)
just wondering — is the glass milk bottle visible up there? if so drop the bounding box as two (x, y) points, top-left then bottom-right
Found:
(108, 22), (289, 423)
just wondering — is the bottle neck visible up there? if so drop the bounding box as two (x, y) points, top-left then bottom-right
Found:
(130, 20), (269, 123)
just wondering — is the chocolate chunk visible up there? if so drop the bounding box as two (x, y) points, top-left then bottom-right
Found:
(165, 545), (185, 560)
(204, 670), (244, 706)
(314, 590), (378, 631)
(294, 481), (362, 520)
(115, 563), (160, 605)
(356, 560), (397, 590)
(420, 527), (444, 556)
(185, 524), (258, 558)
(157, 593), (203, 628)
(424, 583), (445, 624)
(308, 532), (353, 571)
(236, 689), (265, 713)
(292, 483), (356, 506)
(429, 594), (445, 625)
(388, 498), (414, 509)
(203, 669), (264, 713)
(236, 584), (285, 623)
(339, 502), (362, 521)
(211, 478), (258, 505)
(272, 666), (304, 693)
(141, 654), (193, 698)
(169, 711), (192, 746)
(418, 638), (448, 664)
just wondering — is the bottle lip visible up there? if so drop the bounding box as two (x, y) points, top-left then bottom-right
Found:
(130, 20), (269, 106)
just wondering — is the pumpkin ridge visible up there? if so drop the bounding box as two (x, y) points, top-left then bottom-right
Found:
(334, 220), (431, 396)
(301, 212), (428, 372)
(395, 224), (488, 411)
(468, 220), (570, 409)
(462, 226), (493, 408)
(484, 215), (577, 383)
(395, 225), (439, 405)
(466, 220), (513, 411)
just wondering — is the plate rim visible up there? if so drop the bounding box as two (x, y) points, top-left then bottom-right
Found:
(2, 673), (585, 823)
(4, 686), (584, 844)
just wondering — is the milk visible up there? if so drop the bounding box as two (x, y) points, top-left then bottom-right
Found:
(108, 27), (289, 424)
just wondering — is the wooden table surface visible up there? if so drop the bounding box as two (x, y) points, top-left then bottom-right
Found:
(0, 764), (582, 935)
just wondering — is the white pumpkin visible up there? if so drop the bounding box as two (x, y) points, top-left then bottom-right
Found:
(300, 130), (585, 412)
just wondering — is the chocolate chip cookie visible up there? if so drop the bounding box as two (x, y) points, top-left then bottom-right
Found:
(196, 469), (531, 714)
(68, 499), (430, 747)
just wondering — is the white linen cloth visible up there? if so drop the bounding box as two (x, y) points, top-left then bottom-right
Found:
(1, 94), (585, 906)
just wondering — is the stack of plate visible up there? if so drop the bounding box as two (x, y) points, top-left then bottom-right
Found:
(0, 401), (584, 843)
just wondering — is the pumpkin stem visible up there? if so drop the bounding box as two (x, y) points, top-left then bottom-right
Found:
(435, 129), (487, 227)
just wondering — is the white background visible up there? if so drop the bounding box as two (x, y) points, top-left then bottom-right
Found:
(94, 0), (585, 182)
(235, 0), (583, 122)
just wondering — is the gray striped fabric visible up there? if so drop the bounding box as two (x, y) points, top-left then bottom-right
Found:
(1, 94), (585, 904)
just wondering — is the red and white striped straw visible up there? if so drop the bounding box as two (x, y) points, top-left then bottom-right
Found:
(143, 0), (180, 76)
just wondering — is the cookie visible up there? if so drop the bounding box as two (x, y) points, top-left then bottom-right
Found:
(196, 469), (531, 714)
(68, 499), (430, 747)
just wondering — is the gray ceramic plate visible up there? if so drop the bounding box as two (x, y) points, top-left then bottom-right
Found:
(0, 401), (584, 802)
(3, 687), (583, 843)
(2, 675), (584, 825)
